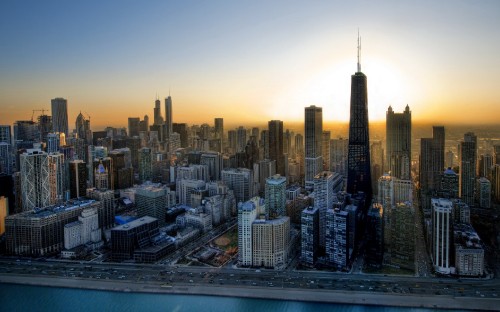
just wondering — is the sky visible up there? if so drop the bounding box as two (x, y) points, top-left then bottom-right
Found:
(1, 0), (499, 130)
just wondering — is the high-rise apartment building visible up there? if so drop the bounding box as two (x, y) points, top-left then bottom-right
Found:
(48, 152), (66, 203)
(386, 105), (411, 179)
(51, 98), (69, 137)
(264, 174), (286, 219)
(221, 168), (254, 203)
(252, 216), (290, 270)
(301, 206), (319, 266)
(314, 171), (342, 248)
(304, 106), (323, 188)
(237, 197), (261, 266)
(431, 198), (452, 274)
(20, 149), (50, 210)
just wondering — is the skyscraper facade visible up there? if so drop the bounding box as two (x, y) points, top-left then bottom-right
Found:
(459, 132), (477, 206)
(419, 126), (445, 209)
(51, 98), (69, 137)
(386, 105), (411, 179)
(268, 120), (285, 176)
(20, 149), (50, 210)
(165, 96), (173, 139)
(347, 39), (372, 202)
(264, 174), (286, 219)
(128, 118), (140, 138)
(304, 106), (323, 188)
(69, 159), (87, 199)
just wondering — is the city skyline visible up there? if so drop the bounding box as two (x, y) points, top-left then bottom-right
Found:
(1, 1), (500, 129)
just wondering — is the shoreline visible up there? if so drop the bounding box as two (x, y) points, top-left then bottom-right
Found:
(1, 274), (498, 311)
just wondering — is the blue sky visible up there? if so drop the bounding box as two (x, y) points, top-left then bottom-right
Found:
(1, 1), (499, 128)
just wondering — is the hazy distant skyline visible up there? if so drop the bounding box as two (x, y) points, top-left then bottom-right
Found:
(1, 1), (499, 129)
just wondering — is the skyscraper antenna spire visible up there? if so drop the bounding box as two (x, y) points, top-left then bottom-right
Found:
(357, 29), (361, 73)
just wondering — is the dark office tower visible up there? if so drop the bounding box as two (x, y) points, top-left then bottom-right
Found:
(386, 105), (411, 179)
(75, 112), (91, 144)
(322, 131), (331, 171)
(419, 126), (445, 209)
(260, 130), (269, 160)
(268, 120), (285, 176)
(284, 129), (292, 155)
(214, 118), (224, 140)
(153, 97), (163, 126)
(494, 144), (500, 165)
(295, 134), (304, 157)
(14, 120), (38, 148)
(236, 126), (247, 153)
(0, 125), (11, 144)
(69, 160), (87, 198)
(172, 123), (188, 148)
(304, 105), (323, 189)
(478, 154), (493, 178)
(37, 115), (52, 143)
(128, 117), (140, 138)
(165, 96), (173, 139)
(370, 140), (384, 194)
(365, 203), (384, 268)
(126, 136), (141, 170)
(459, 132), (477, 206)
(0, 174), (14, 214)
(139, 115), (149, 133)
(347, 35), (372, 201)
(51, 98), (68, 137)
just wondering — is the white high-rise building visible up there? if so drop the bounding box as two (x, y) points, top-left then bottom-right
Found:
(237, 197), (261, 266)
(221, 168), (254, 204)
(20, 149), (50, 210)
(431, 198), (453, 274)
(313, 171), (335, 248)
(252, 215), (290, 270)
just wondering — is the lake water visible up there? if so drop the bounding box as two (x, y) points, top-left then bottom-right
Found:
(0, 283), (462, 312)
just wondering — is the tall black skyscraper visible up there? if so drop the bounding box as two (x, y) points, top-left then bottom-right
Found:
(347, 34), (372, 202)
(268, 120), (284, 176)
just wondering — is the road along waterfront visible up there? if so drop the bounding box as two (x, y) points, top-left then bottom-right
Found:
(0, 266), (498, 311)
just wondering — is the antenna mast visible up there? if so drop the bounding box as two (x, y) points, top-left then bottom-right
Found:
(357, 29), (361, 73)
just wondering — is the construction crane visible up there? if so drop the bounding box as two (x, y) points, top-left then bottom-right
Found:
(31, 109), (48, 122)
(84, 112), (91, 123)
